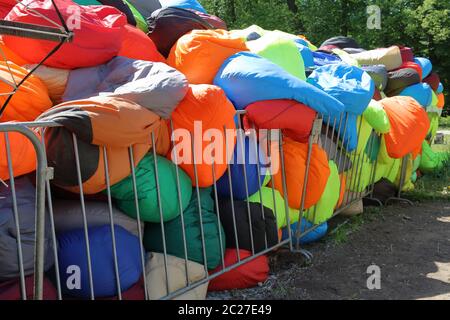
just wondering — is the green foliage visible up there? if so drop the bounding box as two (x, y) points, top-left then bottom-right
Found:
(200, 0), (450, 115)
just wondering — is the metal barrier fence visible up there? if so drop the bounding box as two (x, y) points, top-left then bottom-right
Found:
(0, 110), (384, 300)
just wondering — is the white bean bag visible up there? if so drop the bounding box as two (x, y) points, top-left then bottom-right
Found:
(145, 252), (208, 300)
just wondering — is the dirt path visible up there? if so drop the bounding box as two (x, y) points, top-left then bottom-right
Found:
(209, 201), (450, 300)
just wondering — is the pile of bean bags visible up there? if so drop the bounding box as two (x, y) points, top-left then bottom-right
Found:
(0, 0), (446, 299)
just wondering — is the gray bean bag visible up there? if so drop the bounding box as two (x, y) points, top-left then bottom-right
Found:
(0, 177), (54, 281)
(62, 56), (188, 119)
(320, 133), (352, 173)
(52, 200), (142, 237)
(361, 65), (388, 92)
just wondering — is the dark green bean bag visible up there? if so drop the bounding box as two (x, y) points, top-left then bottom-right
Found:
(109, 153), (192, 223)
(143, 188), (225, 270)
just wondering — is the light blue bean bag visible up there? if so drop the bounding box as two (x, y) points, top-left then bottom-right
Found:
(294, 40), (314, 68)
(414, 57), (432, 79)
(399, 83), (433, 108)
(313, 51), (342, 66)
(159, 0), (206, 13)
(281, 220), (328, 245)
(214, 52), (345, 115)
(307, 64), (375, 151)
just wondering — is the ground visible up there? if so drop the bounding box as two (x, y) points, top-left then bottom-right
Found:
(208, 120), (450, 300)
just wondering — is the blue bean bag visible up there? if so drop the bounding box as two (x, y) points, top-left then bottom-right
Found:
(313, 51), (342, 66)
(159, 0), (206, 13)
(437, 82), (444, 94)
(308, 64), (375, 151)
(293, 40), (314, 68)
(414, 57), (432, 79)
(214, 52), (345, 115)
(399, 83), (433, 108)
(281, 220), (328, 245)
(216, 133), (267, 200)
(58, 225), (142, 299)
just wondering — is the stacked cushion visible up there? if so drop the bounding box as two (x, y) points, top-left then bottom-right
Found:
(109, 153), (192, 222)
(63, 56), (187, 119)
(168, 84), (236, 187)
(144, 188), (226, 270)
(0, 62), (52, 122)
(168, 29), (248, 84)
(37, 96), (170, 194)
(57, 225), (142, 298)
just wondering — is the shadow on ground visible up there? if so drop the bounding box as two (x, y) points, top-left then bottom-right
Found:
(208, 201), (450, 300)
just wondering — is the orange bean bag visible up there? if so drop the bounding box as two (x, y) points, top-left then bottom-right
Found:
(168, 84), (236, 187)
(381, 96), (430, 159)
(0, 61), (52, 122)
(167, 29), (248, 84)
(118, 24), (165, 63)
(0, 130), (37, 181)
(437, 93), (445, 109)
(337, 173), (346, 208)
(272, 138), (330, 210)
(37, 96), (170, 194)
(23, 64), (69, 105)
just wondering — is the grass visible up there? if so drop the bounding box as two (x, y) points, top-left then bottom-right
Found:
(405, 155), (450, 201)
(405, 125), (450, 202)
(438, 116), (450, 129)
(328, 207), (382, 245)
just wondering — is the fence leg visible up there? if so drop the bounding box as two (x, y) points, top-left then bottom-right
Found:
(385, 154), (414, 206)
(0, 124), (50, 300)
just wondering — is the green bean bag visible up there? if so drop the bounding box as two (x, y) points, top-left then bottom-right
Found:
(304, 161), (340, 224)
(124, 0), (149, 33)
(420, 141), (448, 173)
(247, 32), (306, 80)
(363, 100), (391, 134)
(143, 188), (225, 270)
(109, 154), (192, 223)
(427, 113), (440, 141)
(248, 187), (299, 229)
(331, 48), (360, 66)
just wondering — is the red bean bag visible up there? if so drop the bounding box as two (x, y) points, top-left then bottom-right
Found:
(0, 275), (57, 300)
(394, 61), (423, 80)
(118, 24), (165, 63)
(0, 130), (37, 181)
(168, 84), (236, 187)
(373, 87), (382, 101)
(167, 29), (248, 84)
(423, 72), (441, 92)
(243, 99), (317, 143)
(4, 0), (127, 69)
(0, 0), (15, 19)
(381, 96), (430, 159)
(272, 138), (330, 210)
(101, 278), (145, 300)
(208, 249), (269, 291)
(399, 46), (414, 63)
